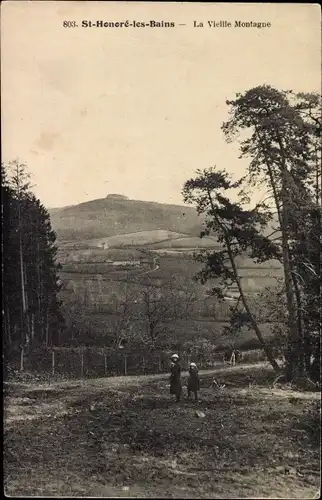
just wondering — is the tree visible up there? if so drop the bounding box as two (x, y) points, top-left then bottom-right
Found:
(222, 85), (321, 381)
(2, 160), (63, 368)
(109, 276), (142, 349)
(182, 166), (281, 371)
(294, 92), (321, 205)
(289, 93), (321, 381)
(290, 206), (321, 381)
(3, 161), (32, 356)
(127, 275), (199, 349)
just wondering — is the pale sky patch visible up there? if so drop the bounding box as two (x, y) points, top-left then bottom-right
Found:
(1, 2), (321, 208)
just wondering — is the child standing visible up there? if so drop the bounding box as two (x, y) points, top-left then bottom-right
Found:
(187, 362), (200, 401)
(169, 354), (182, 402)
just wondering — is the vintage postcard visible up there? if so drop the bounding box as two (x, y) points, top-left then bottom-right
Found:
(2, 1), (321, 498)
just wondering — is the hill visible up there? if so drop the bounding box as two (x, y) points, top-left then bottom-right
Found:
(49, 194), (280, 246)
(49, 196), (204, 242)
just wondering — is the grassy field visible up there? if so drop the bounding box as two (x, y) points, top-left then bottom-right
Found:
(4, 363), (320, 498)
(146, 235), (220, 249)
(87, 230), (191, 248)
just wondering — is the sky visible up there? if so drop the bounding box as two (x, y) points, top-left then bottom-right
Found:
(2, 2), (321, 208)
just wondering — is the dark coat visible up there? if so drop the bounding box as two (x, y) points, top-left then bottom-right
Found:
(170, 361), (182, 396)
(188, 367), (200, 392)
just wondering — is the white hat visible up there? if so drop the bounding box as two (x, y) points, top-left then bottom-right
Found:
(171, 354), (179, 359)
(190, 362), (197, 367)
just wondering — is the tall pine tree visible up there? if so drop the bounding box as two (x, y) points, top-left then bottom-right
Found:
(2, 160), (63, 372)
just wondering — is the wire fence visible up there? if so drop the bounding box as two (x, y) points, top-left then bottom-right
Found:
(5, 346), (271, 381)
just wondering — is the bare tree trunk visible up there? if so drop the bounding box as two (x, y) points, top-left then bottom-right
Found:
(315, 146), (321, 206)
(20, 241), (31, 359)
(149, 323), (155, 346)
(45, 309), (49, 345)
(280, 160), (303, 380)
(31, 313), (35, 344)
(20, 239), (27, 312)
(256, 129), (303, 380)
(37, 242), (43, 343)
(104, 353), (107, 375)
(207, 189), (280, 372)
(3, 310), (7, 350)
(229, 250), (279, 371)
(291, 270), (305, 365)
(17, 164), (29, 348)
(5, 304), (12, 346)
(80, 350), (84, 378)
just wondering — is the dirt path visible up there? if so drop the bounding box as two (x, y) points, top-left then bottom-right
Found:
(4, 363), (321, 498)
(5, 366), (224, 394)
(4, 363), (320, 425)
(4, 366), (228, 425)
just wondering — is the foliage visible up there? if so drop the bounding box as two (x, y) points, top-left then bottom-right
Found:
(221, 85), (321, 381)
(182, 166), (281, 371)
(2, 160), (63, 364)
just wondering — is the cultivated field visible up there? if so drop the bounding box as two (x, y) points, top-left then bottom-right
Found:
(4, 363), (320, 498)
(87, 230), (192, 248)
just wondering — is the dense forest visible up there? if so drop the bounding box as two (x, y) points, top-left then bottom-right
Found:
(2, 160), (64, 371)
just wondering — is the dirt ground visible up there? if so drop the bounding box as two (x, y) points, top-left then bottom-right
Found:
(4, 363), (321, 498)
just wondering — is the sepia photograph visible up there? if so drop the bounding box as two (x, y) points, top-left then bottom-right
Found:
(2, 1), (321, 498)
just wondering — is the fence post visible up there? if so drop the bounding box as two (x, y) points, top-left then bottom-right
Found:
(124, 354), (128, 376)
(20, 347), (24, 372)
(52, 351), (55, 376)
(158, 355), (162, 372)
(230, 351), (236, 366)
(104, 353), (107, 376)
(80, 350), (84, 378)
(142, 356), (145, 375)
